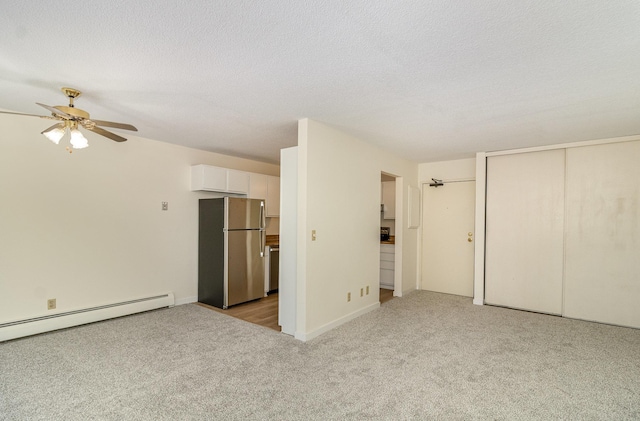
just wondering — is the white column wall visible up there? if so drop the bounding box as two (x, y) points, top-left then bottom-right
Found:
(296, 119), (419, 340)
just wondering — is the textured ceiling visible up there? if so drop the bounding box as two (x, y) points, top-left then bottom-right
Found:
(1, 1), (639, 164)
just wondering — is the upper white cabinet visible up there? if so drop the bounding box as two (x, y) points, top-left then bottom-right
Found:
(191, 165), (226, 192)
(227, 169), (249, 194)
(248, 173), (279, 217)
(381, 181), (395, 219)
(248, 173), (268, 201)
(190, 165), (248, 194)
(266, 176), (280, 217)
(191, 165), (279, 216)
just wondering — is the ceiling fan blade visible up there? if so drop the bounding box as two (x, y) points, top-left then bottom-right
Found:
(0, 110), (57, 120)
(36, 103), (71, 119)
(86, 126), (128, 142)
(90, 119), (138, 131)
(41, 122), (65, 134)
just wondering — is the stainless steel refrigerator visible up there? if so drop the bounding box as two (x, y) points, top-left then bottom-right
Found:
(198, 197), (266, 309)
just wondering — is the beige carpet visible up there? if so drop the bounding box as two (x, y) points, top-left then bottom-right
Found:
(1, 291), (639, 420)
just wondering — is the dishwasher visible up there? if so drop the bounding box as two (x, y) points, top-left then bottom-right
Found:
(269, 246), (279, 293)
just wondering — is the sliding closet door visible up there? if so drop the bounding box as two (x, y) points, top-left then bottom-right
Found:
(485, 150), (565, 314)
(564, 141), (640, 328)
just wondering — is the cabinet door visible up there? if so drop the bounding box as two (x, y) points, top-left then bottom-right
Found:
(380, 268), (394, 287)
(564, 141), (640, 328)
(266, 176), (280, 217)
(248, 173), (268, 200)
(227, 169), (249, 194)
(380, 246), (395, 288)
(201, 165), (227, 191)
(485, 149), (565, 315)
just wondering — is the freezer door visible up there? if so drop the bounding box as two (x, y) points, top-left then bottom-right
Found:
(225, 197), (265, 230)
(226, 230), (265, 307)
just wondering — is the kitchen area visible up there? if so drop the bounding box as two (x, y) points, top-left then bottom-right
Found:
(190, 164), (396, 332)
(380, 173), (396, 296)
(190, 164), (282, 330)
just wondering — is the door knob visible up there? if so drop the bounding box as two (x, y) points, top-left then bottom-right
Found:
(468, 238), (472, 242)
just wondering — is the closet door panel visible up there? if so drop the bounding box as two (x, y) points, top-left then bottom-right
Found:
(485, 150), (565, 314)
(564, 141), (640, 328)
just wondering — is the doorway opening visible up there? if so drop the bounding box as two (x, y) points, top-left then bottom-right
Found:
(380, 172), (400, 301)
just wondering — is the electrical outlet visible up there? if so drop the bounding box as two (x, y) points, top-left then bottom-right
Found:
(347, 292), (351, 302)
(47, 298), (56, 310)
(360, 288), (363, 297)
(162, 202), (168, 211)
(366, 286), (370, 295)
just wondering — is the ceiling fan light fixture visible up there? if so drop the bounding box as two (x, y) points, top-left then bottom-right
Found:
(0, 87), (137, 151)
(69, 129), (89, 149)
(42, 126), (66, 144)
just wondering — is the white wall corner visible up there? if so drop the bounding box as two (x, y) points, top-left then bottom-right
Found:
(174, 295), (197, 306)
(293, 302), (380, 342)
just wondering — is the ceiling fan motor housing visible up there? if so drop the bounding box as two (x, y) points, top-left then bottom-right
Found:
(54, 105), (90, 119)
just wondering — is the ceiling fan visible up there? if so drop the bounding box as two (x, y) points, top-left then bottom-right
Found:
(0, 87), (137, 151)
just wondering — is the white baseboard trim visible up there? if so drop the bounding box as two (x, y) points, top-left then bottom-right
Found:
(294, 302), (380, 342)
(175, 296), (198, 306)
(0, 293), (174, 342)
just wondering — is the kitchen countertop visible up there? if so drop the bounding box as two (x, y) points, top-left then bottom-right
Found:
(381, 236), (395, 245)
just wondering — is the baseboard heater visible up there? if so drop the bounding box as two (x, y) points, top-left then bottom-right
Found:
(0, 293), (175, 342)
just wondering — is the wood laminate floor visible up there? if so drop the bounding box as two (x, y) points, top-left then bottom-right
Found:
(198, 289), (394, 332)
(197, 293), (281, 331)
(380, 288), (394, 304)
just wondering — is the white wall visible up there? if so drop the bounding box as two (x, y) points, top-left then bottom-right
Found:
(0, 114), (279, 324)
(418, 158), (476, 183)
(296, 119), (419, 340)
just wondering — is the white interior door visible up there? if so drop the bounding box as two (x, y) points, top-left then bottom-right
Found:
(421, 181), (475, 297)
(564, 141), (640, 328)
(484, 150), (565, 315)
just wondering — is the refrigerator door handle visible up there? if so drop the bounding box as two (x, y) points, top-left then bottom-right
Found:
(260, 200), (266, 229)
(260, 230), (266, 257)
